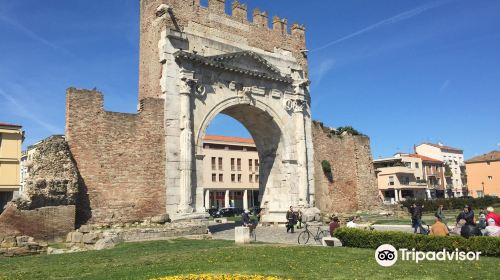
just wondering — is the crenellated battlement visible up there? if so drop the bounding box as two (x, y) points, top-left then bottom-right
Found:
(139, 0), (309, 100)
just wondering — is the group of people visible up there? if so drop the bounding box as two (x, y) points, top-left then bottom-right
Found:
(285, 206), (303, 233)
(410, 203), (500, 238)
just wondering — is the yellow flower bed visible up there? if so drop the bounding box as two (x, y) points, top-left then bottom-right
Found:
(150, 274), (289, 280)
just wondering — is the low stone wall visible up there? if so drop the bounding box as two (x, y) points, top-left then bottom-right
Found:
(54, 221), (209, 254)
(0, 235), (48, 257)
(0, 205), (75, 241)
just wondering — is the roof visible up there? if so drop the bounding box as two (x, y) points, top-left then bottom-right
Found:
(465, 151), (500, 164)
(409, 154), (443, 163)
(0, 122), (22, 128)
(418, 143), (463, 153)
(204, 135), (255, 145)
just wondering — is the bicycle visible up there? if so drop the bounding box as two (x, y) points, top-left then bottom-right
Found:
(297, 223), (329, 245)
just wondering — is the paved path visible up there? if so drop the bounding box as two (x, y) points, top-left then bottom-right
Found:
(209, 222), (328, 245)
(209, 222), (420, 244)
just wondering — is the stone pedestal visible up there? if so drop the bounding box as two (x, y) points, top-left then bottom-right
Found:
(321, 237), (342, 247)
(235, 226), (250, 244)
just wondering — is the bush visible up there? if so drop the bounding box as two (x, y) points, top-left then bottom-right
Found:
(401, 196), (500, 212)
(321, 160), (333, 183)
(334, 228), (500, 256)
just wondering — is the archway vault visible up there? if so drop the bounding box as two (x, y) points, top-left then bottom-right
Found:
(161, 37), (315, 223)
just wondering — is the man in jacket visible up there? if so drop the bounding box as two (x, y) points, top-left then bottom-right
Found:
(410, 203), (426, 234)
(286, 206), (297, 233)
(456, 205), (475, 225)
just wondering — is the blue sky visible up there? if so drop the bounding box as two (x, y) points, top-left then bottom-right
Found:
(0, 0), (498, 159)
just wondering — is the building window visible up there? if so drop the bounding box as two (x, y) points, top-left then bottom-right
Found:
(249, 174), (253, 183)
(211, 157), (216, 170)
(212, 173), (216, 182)
(231, 174), (235, 182)
(389, 176), (394, 186)
(237, 174), (242, 183)
(255, 175), (259, 182)
(231, 158), (235, 171)
(219, 174), (223, 182)
(218, 157), (223, 170)
(415, 162), (419, 168)
(249, 159), (253, 171)
(237, 158), (241, 171)
(488, 176), (493, 181)
(404, 162), (411, 168)
(255, 159), (259, 172)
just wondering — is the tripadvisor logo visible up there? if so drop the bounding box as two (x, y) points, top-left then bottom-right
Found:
(374, 244), (481, 267)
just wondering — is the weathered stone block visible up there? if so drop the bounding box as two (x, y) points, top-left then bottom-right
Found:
(16, 236), (30, 247)
(151, 214), (170, 224)
(78, 225), (91, 233)
(321, 237), (342, 247)
(0, 236), (16, 248)
(82, 233), (100, 244)
(72, 232), (84, 243)
(235, 226), (250, 244)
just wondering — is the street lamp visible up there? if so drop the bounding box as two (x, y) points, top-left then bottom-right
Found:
(481, 181), (485, 198)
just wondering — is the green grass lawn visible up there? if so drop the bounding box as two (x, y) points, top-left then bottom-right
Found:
(0, 239), (497, 280)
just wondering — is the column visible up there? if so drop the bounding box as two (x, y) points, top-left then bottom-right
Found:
(204, 189), (210, 210)
(243, 189), (248, 210)
(426, 189), (431, 200)
(225, 190), (230, 208)
(394, 189), (399, 202)
(178, 70), (195, 213)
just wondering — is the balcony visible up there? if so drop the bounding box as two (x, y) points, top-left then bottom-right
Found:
(377, 166), (413, 175)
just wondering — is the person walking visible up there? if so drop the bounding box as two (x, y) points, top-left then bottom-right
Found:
(410, 203), (426, 234)
(296, 209), (303, 229)
(430, 217), (449, 236)
(286, 206), (297, 233)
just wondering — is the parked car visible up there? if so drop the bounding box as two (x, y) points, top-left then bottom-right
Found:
(213, 207), (244, 218)
(206, 208), (218, 217)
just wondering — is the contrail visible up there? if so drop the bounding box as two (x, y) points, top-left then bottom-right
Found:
(311, 0), (452, 52)
(0, 14), (74, 57)
(0, 89), (61, 134)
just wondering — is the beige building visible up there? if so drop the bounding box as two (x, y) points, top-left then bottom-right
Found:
(465, 151), (500, 198)
(415, 143), (466, 197)
(0, 122), (23, 211)
(374, 153), (445, 204)
(202, 135), (259, 210)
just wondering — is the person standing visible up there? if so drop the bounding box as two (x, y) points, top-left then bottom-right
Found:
(286, 206), (297, 233)
(435, 204), (447, 224)
(296, 209), (303, 229)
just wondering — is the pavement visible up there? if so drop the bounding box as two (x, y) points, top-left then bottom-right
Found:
(208, 222), (421, 245)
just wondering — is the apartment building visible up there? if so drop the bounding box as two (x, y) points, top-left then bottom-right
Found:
(0, 122), (23, 212)
(465, 151), (500, 198)
(374, 153), (445, 204)
(202, 135), (259, 210)
(415, 143), (466, 197)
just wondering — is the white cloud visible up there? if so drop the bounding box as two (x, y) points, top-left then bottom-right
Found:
(313, 59), (336, 85)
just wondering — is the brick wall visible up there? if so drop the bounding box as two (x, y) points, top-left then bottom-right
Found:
(138, 0), (307, 101)
(312, 122), (380, 213)
(65, 88), (166, 224)
(0, 205), (75, 241)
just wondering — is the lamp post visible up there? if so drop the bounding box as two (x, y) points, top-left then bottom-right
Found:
(481, 181), (485, 198)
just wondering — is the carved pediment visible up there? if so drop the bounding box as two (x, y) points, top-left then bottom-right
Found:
(209, 51), (281, 77)
(174, 50), (292, 84)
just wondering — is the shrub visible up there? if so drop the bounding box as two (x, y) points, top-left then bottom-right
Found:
(321, 160), (333, 183)
(401, 196), (500, 212)
(334, 228), (500, 256)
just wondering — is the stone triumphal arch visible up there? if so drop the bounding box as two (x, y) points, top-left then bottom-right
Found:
(147, 1), (315, 221)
